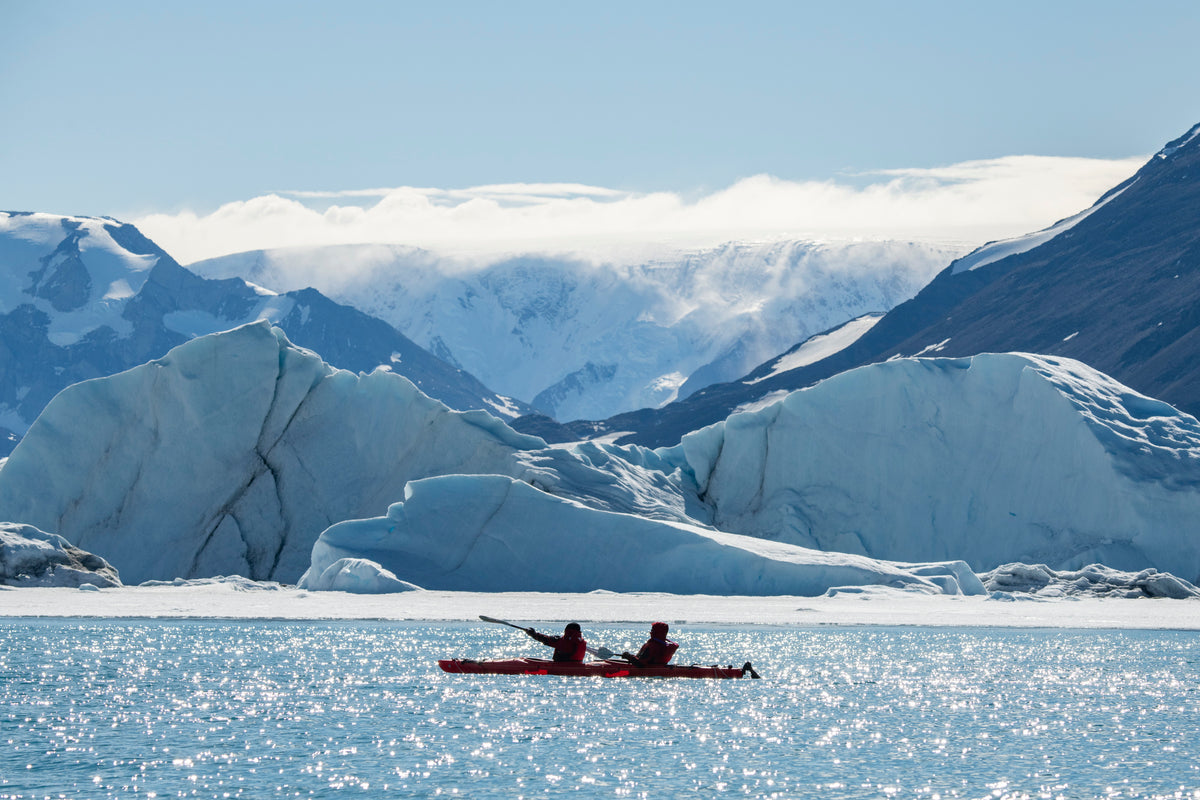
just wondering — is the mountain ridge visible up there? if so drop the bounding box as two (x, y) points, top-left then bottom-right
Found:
(0, 211), (528, 455)
(190, 238), (962, 421)
(588, 121), (1200, 448)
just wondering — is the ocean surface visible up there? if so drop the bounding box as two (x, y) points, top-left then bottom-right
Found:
(1, 619), (1198, 798)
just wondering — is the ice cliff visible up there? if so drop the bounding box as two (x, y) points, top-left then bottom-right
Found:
(299, 474), (980, 595)
(678, 353), (1200, 580)
(1, 324), (1197, 591)
(0, 323), (977, 593)
(980, 562), (1200, 599)
(0, 322), (542, 583)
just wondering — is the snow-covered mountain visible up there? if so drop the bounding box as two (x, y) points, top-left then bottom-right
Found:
(0, 212), (529, 455)
(2, 323), (1198, 590)
(190, 239), (961, 421)
(600, 121), (1200, 447)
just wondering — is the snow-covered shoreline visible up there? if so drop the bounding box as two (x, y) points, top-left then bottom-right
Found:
(2, 585), (1197, 630)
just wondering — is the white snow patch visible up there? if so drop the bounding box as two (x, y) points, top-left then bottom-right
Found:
(483, 395), (523, 419)
(165, 295), (299, 340)
(103, 279), (135, 301)
(746, 314), (881, 385)
(255, 295), (298, 324)
(0, 585), (1196, 630)
(563, 430), (638, 447)
(733, 389), (790, 415)
(915, 338), (951, 355)
(1156, 123), (1200, 159)
(244, 280), (278, 297)
(951, 179), (1137, 274)
(649, 372), (687, 406)
(46, 330), (82, 347)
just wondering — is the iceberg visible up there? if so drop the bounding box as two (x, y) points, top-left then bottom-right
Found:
(299, 474), (983, 596)
(981, 562), (1200, 599)
(0, 321), (542, 584)
(679, 353), (1200, 581)
(301, 557), (422, 594)
(2, 323), (1198, 593)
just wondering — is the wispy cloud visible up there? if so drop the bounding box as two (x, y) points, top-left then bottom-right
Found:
(275, 184), (627, 203)
(136, 155), (1145, 265)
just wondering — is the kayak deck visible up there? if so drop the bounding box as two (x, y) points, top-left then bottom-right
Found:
(438, 657), (756, 679)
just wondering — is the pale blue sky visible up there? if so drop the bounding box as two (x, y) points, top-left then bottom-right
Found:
(2, 0), (1197, 222)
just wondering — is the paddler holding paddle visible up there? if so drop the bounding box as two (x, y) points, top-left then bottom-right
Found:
(525, 622), (588, 662)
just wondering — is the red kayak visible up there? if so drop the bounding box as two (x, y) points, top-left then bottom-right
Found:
(438, 658), (759, 679)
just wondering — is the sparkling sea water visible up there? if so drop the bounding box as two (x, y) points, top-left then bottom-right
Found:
(1, 619), (1198, 798)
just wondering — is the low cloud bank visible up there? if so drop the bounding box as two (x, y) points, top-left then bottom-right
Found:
(136, 156), (1144, 265)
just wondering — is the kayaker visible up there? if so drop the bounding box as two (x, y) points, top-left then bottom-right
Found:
(624, 621), (679, 666)
(525, 622), (588, 662)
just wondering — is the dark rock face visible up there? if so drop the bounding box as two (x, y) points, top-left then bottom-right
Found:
(601, 123), (1200, 448)
(875, 126), (1200, 404)
(27, 220), (92, 312)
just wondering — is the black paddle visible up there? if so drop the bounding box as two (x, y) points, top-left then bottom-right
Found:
(478, 615), (617, 659)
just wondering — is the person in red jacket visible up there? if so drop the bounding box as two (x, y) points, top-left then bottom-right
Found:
(525, 622), (588, 662)
(625, 621), (679, 666)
